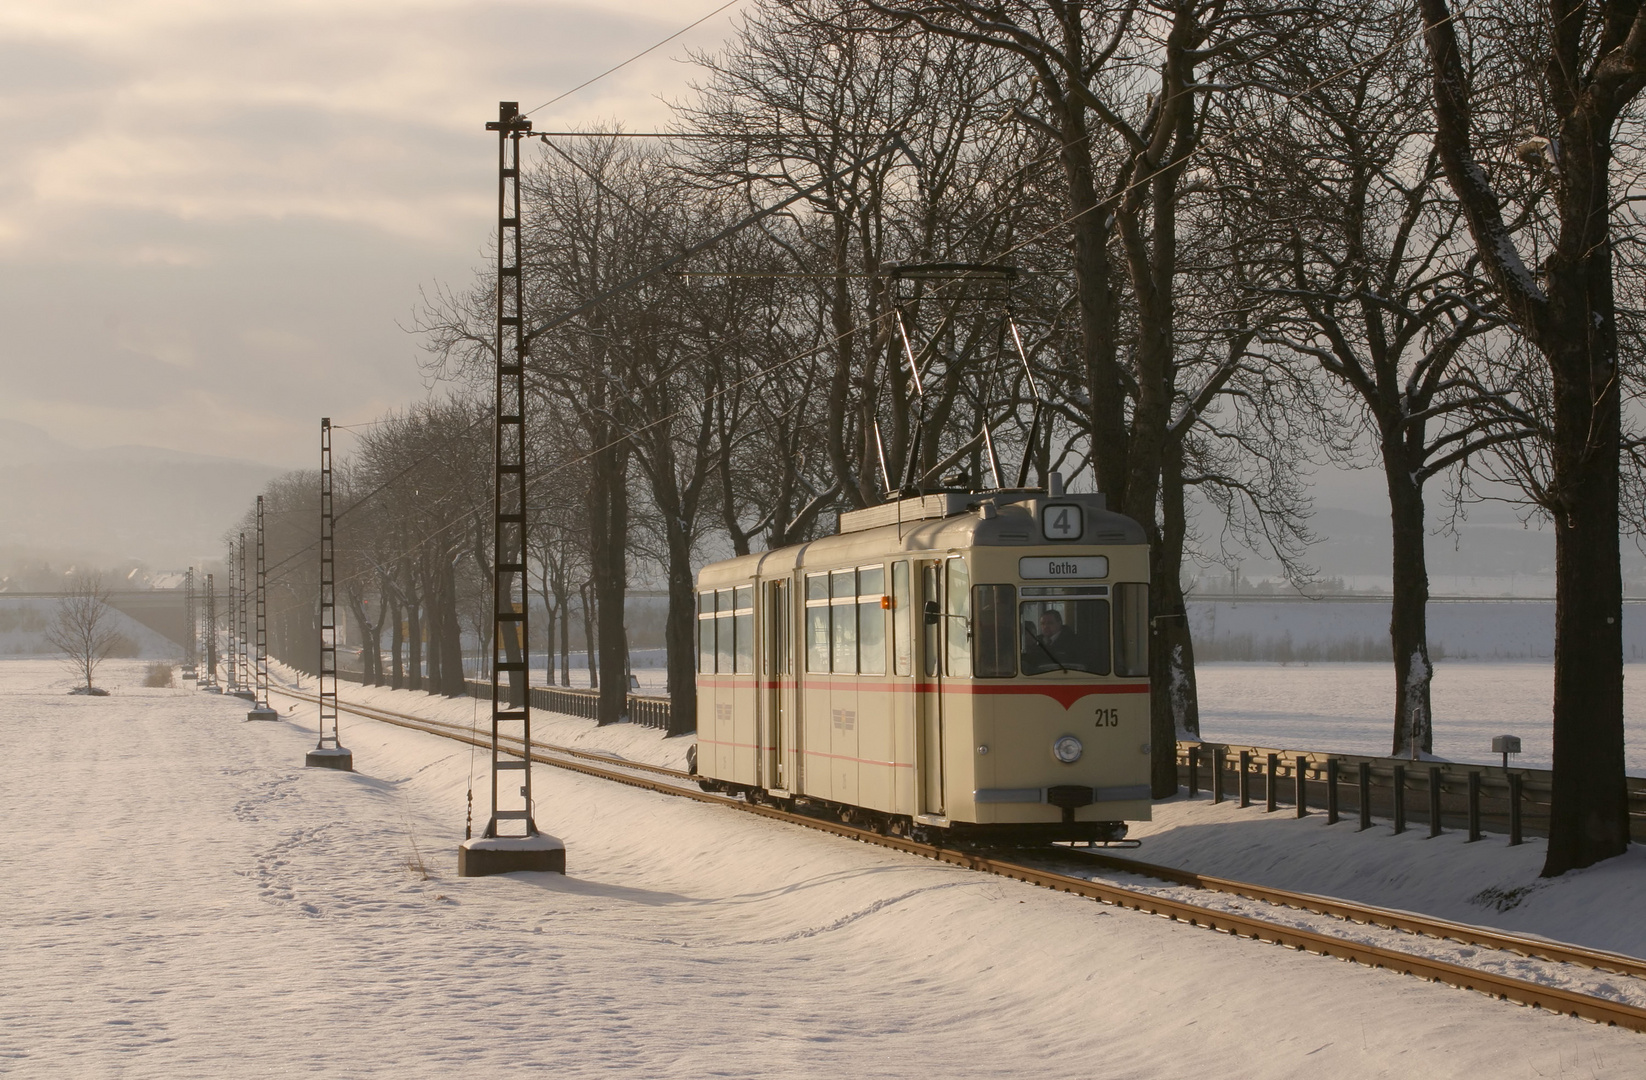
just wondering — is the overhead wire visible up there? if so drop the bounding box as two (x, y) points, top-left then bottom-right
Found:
(523, 0), (746, 117)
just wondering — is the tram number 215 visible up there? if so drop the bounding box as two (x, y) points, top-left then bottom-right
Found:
(1093, 707), (1121, 727)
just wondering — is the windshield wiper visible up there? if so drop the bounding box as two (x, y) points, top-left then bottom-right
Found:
(1025, 628), (1069, 674)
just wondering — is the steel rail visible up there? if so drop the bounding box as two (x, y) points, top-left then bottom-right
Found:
(273, 686), (692, 782)
(264, 684), (1646, 1032)
(1065, 849), (1646, 981)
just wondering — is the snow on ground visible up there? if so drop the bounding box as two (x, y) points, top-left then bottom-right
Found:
(313, 669), (1646, 959)
(1117, 794), (1646, 961)
(1194, 661), (1646, 773)
(4, 657), (1643, 1078)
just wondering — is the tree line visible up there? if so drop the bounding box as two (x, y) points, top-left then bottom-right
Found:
(241, 0), (1643, 876)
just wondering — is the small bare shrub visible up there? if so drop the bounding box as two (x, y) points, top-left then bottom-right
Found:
(143, 662), (175, 688)
(47, 574), (122, 693)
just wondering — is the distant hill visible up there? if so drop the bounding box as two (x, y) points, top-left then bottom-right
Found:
(0, 419), (282, 571)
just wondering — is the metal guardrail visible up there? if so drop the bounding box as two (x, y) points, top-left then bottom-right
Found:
(1178, 740), (1646, 843)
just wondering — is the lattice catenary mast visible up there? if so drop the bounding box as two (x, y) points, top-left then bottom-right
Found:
(248, 497), (279, 722)
(182, 567), (198, 680)
(234, 534), (254, 701)
(201, 573), (221, 692)
(458, 101), (564, 875)
(306, 418), (352, 769)
(223, 544), (240, 693)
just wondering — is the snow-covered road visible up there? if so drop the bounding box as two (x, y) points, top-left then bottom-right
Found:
(3, 658), (1640, 1078)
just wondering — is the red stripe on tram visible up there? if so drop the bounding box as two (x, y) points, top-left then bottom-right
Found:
(694, 676), (1148, 710)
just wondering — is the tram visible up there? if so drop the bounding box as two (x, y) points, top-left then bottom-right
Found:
(693, 478), (1152, 843)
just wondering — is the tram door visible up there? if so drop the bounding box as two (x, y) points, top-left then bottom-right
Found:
(765, 579), (793, 791)
(917, 561), (945, 815)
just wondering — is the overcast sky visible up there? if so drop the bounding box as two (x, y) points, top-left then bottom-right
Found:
(0, 0), (744, 470)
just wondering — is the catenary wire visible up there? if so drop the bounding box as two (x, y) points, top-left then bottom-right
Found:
(523, 0), (746, 117)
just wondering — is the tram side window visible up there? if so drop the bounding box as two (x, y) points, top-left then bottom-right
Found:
(945, 558), (971, 677)
(1113, 582), (1149, 677)
(830, 569), (858, 674)
(891, 561), (911, 676)
(733, 585), (755, 674)
(716, 588), (735, 674)
(697, 590), (715, 673)
(972, 584), (1017, 678)
(858, 565), (885, 675)
(805, 574), (830, 673)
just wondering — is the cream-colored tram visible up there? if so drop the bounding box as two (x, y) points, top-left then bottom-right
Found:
(692, 482), (1152, 843)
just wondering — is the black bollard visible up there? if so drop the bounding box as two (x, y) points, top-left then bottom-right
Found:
(1509, 772), (1523, 846)
(1428, 766), (1443, 837)
(1358, 761), (1372, 831)
(1239, 750), (1251, 808)
(1326, 758), (1340, 825)
(1266, 753), (1279, 813)
(1467, 771), (1481, 842)
(1213, 747), (1226, 804)
(1296, 755), (1308, 818)
(1392, 764), (1406, 834)
(1188, 744), (1199, 797)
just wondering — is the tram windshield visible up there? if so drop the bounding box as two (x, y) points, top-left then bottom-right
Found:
(1019, 586), (1111, 675)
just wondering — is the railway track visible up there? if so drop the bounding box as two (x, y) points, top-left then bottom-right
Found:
(266, 683), (1646, 1032)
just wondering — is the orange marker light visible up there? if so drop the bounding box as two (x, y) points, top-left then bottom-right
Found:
(881, 595), (893, 609)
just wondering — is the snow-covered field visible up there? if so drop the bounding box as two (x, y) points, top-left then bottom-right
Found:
(5, 657), (1644, 1077)
(1187, 598), (1646, 661)
(1194, 661), (1646, 772)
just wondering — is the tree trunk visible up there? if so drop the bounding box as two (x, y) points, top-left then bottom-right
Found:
(1153, 440), (1200, 770)
(1544, 325), (1627, 874)
(438, 556), (466, 697)
(590, 444), (630, 724)
(422, 564), (443, 695)
(1061, 116), (1127, 504)
(406, 593), (422, 692)
(389, 591), (403, 689)
(557, 583), (572, 687)
(543, 601), (556, 687)
(1386, 459), (1433, 756)
(581, 581), (598, 690)
(664, 521), (698, 737)
(1418, 0), (1629, 873)
(346, 592), (382, 687)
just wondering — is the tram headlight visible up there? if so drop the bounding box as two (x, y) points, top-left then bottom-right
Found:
(1052, 735), (1083, 764)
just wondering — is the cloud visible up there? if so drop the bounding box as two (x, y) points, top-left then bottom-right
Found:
(0, 0), (746, 469)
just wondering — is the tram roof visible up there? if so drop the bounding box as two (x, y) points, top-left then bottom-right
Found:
(696, 490), (1145, 588)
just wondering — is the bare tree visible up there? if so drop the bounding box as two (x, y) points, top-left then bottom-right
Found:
(857, 0), (1312, 790)
(48, 573), (121, 694)
(1415, 0), (1641, 875)
(1211, 0), (1525, 755)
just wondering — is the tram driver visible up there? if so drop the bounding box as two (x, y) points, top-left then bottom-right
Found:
(1020, 595), (1112, 675)
(1023, 607), (1081, 672)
